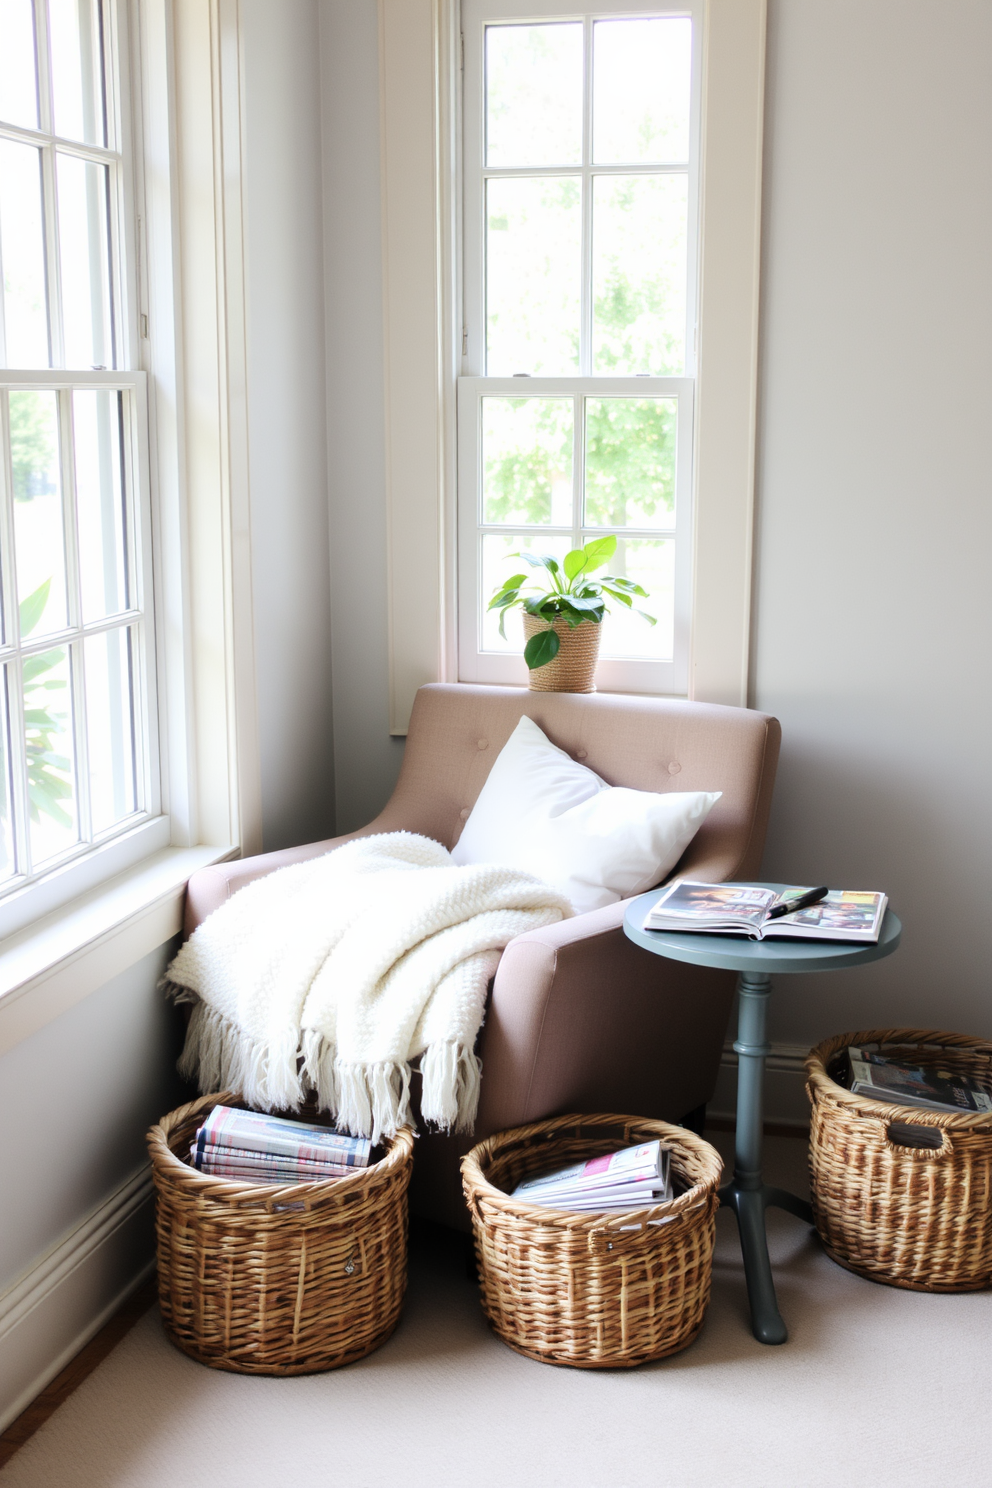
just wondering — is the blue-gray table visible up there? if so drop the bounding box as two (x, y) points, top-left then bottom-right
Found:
(623, 885), (902, 1344)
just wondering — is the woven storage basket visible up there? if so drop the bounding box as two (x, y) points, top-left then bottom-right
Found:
(461, 1112), (722, 1368)
(521, 615), (601, 692)
(148, 1091), (414, 1374)
(806, 1029), (992, 1292)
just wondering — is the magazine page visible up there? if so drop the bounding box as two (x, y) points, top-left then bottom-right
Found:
(644, 881), (778, 931)
(768, 891), (884, 941)
(513, 1141), (668, 1199)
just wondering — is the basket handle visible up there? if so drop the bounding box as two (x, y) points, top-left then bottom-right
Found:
(586, 1219), (673, 1257)
(878, 1120), (954, 1160)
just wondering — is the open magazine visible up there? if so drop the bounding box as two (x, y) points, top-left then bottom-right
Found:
(642, 881), (887, 943)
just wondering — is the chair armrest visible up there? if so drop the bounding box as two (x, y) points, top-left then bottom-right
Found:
(184, 829), (368, 934)
(475, 896), (737, 1136)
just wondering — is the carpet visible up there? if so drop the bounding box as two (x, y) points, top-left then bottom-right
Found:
(1, 1135), (988, 1488)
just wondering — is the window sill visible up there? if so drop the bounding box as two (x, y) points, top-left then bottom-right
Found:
(0, 844), (236, 1058)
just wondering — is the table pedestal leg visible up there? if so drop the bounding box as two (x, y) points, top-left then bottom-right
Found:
(718, 970), (812, 1345)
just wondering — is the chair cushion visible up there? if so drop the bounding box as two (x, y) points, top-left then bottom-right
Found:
(450, 716), (720, 914)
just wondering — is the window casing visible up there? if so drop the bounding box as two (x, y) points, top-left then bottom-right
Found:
(458, 0), (702, 695)
(0, 0), (161, 929)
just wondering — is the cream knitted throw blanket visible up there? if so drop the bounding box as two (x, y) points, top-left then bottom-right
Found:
(164, 832), (571, 1141)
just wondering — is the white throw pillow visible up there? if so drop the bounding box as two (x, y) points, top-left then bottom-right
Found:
(451, 716), (721, 915)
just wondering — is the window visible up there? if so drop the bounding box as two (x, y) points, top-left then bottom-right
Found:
(458, 0), (701, 694)
(0, 0), (161, 922)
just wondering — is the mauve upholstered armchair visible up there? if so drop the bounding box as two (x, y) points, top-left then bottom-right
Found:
(183, 683), (781, 1230)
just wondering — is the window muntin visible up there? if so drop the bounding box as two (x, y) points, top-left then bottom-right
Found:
(0, 0), (158, 906)
(460, 1), (699, 694)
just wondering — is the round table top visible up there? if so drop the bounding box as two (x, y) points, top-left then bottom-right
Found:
(623, 883), (902, 974)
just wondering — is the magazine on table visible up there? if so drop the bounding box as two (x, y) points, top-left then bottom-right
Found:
(846, 1049), (992, 1115)
(512, 1140), (672, 1212)
(642, 881), (887, 943)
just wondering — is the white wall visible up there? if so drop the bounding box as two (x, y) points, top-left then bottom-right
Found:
(751, 0), (992, 1056)
(242, 0), (337, 851)
(320, 0), (405, 833)
(313, 0), (992, 1113)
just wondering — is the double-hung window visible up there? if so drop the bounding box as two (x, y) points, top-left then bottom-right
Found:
(458, 0), (700, 694)
(0, 0), (160, 925)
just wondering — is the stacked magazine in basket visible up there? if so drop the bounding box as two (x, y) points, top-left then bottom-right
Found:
(189, 1105), (372, 1183)
(512, 1139), (672, 1212)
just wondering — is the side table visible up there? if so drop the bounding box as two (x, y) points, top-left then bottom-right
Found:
(624, 885), (902, 1344)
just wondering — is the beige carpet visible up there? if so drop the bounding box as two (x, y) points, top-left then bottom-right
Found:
(2, 1135), (989, 1488)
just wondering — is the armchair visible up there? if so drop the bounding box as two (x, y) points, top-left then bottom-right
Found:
(184, 683), (781, 1230)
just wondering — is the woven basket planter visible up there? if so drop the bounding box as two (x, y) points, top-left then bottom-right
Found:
(521, 615), (601, 692)
(461, 1112), (722, 1368)
(148, 1091), (414, 1374)
(806, 1029), (992, 1292)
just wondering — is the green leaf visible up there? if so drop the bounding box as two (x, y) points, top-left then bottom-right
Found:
(23, 708), (60, 726)
(491, 572), (527, 599)
(577, 535), (617, 573)
(602, 587), (633, 607)
(564, 595), (606, 618)
(19, 579), (51, 639)
(635, 608), (657, 626)
(523, 628), (560, 670)
(487, 589), (520, 612)
(518, 552), (558, 574)
(562, 547), (588, 582)
(602, 576), (648, 597)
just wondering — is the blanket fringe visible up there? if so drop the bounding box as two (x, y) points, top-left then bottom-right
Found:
(420, 1040), (482, 1135)
(302, 1035), (414, 1143)
(169, 988), (304, 1114)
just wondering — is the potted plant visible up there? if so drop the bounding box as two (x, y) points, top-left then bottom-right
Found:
(488, 535), (655, 693)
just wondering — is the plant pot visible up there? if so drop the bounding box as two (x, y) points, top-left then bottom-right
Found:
(521, 615), (602, 693)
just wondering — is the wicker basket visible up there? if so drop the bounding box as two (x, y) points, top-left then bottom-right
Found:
(806, 1029), (992, 1292)
(148, 1091), (414, 1374)
(461, 1112), (722, 1368)
(522, 615), (601, 692)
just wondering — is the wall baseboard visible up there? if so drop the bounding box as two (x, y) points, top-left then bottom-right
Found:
(709, 1040), (811, 1129)
(0, 1165), (156, 1434)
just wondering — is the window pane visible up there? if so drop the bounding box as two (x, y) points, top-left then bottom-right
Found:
(73, 389), (128, 621)
(10, 389), (69, 636)
(57, 153), (113, 368)
(584, 397), (677, 529)
(487, 177), (580, 375)
(480, 532), (570, 654)
(0, 666), (15, 884)
(589, 536), (674, 661)
(592, 174), (687, 375)
(49, 0), (107, 146)
(23, 643), (77, 864)
(482, 396), (572, 526)
(486, 23), (582, 168)
(0, 0), (40, 130)
(85, 626), (136, 833)
(0, 140), (50, 368)
(593, 17), (691, 165)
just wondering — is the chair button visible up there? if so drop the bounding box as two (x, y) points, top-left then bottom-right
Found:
(668, 761), (681, 774)
(459, 808), (470, 819)
(576, 749), (587, 760)
(477, 739), (488, 750)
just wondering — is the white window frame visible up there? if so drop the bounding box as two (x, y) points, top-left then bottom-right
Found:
(0, 0), (171, 938)
(0, 0), (262, 947)
(458, 0), (701, 694)
(379, 0), (766, 732)
(457, 377), (694, 692)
